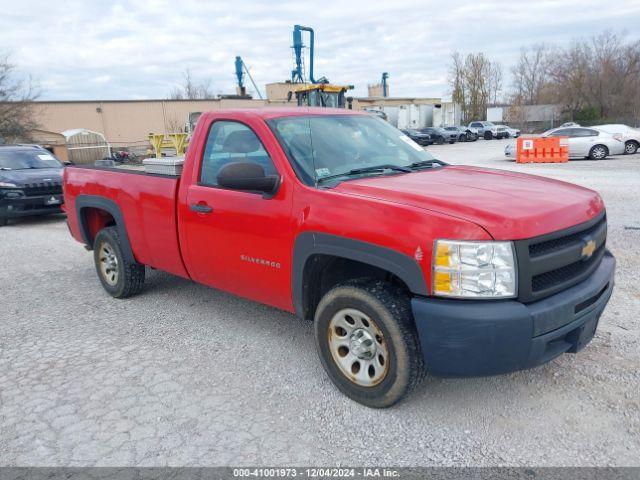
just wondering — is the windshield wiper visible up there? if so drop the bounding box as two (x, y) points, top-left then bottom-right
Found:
(409, 159), (447, 169)
(318, 164), (411, 184)
(349, 164), (412, 174)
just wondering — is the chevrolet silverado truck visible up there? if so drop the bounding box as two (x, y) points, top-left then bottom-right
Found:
(63, 108), (615, 408)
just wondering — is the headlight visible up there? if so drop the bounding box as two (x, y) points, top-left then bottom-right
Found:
(0, 182), (18, 188)
(433, 240), (517, 298)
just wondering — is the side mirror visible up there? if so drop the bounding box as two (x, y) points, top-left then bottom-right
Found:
(217, 162), (279, 195)
(63, 160), (75, 166)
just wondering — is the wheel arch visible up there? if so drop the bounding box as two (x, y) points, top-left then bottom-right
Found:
(292, 232), (427, 320)
(75, 195), (135, 263)
(625, 139), (639, 152)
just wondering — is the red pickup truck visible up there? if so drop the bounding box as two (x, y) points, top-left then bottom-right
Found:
(64, 108), (615, 407)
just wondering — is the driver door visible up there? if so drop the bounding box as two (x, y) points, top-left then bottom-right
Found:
(180, 120), (294, 310)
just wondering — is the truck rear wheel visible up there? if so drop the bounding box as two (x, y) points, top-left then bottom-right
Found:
(314, 280), (425, 408)
(93, 226), (145, 298)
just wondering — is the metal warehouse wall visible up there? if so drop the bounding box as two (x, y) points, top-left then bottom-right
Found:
(31, 99), (268, 147)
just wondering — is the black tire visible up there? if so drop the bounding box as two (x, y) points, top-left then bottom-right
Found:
(314, 279), (425, 408)
(93, 226), (145, 298)
(484, 131), (492, 140)
(588, 145), (608, 160)
(436, 137), (445, 145)
(624, 141), (638, 155)
(459, 134), (466, 142)
(505, 133), (510, 139)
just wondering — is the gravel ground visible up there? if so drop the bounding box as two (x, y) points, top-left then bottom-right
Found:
(0, 138), (639, 467)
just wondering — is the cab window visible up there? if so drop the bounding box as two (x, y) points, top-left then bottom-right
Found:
(200, 121), (277, 187)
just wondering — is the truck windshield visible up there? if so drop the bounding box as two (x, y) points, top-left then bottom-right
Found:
(0, 149), (64, 170)
(269, 115), (440, 185)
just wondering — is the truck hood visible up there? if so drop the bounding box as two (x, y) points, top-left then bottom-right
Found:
(334, 165), (604, 240)
(0, 167), (64, 187)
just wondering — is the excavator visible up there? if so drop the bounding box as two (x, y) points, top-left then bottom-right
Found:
(288, 25), (354, 109)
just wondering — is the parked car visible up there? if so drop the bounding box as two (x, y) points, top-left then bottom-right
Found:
(462, 127), (479, 141)
(419, 127), (457, 144)
(443, 126), (470, 142)
(0, 144), (67, 226)
(468, 121), (507, 139)
(497, 125), (520, 138)
(593, 124), (640, 155)
(504, 126), (625, 160)
(64, 107), (615, 408)
(401, 129), (432, 146)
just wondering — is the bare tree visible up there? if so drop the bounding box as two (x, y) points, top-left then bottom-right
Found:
(169, 69), (214, 100)
(449, 52), (500, 123)
(449, 52), (467, 121)
(489, 62), (503, 105)
(546, 31), (640, 124)
(0, 54), (39, 142)
(510, 44), (551, 105)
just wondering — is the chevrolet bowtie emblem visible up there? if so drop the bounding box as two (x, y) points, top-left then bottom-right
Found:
(582, 239), (596, 259)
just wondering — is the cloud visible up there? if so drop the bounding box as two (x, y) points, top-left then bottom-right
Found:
(1, 0), (639, 100)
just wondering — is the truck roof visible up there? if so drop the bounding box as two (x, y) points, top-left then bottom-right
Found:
(204, 107), (368, 120)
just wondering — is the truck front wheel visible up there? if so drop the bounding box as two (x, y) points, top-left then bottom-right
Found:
(93, 226), (145, 298)
(314, 280), (425, 408)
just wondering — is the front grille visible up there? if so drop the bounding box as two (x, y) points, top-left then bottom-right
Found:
(22, 182), (63, 197)
(529, 214), (606, 257)
(532, 246), (605, 291)
(514, 212), (607, 303)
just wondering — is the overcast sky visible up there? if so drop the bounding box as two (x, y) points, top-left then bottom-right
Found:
(2, 0), (639, 101)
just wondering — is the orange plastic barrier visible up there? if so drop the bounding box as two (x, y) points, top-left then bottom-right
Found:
(516, 136), (569, 163)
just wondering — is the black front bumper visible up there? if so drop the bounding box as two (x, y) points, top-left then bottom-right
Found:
(0, 194), (64, 218)
(412, 250), (615, 377)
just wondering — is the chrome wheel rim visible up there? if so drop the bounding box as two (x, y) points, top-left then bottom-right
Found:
(593, 147), (606, 159)
(625, 143), (636, 154)
(99, 242), (119, 286)
(327, 308), (390, 387)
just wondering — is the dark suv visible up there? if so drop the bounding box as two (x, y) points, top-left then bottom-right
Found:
(0, 145), (66, 226)
(419, 127), (457, 144)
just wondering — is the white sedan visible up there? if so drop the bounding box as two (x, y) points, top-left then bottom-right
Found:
(496, 125), (520, 138)
(504, 126), (625, 160)
(594, 124), (640, 155)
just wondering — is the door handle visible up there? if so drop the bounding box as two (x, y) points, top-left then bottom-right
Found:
(189, 203), (213, 214)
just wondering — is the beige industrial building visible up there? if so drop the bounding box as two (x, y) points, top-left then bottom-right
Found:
(30, 98), (269, 148)
(25, 87), (452, 152)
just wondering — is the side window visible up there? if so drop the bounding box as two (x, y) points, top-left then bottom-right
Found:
(549, 128), (569, 137)
(585, 129), (599, 137)
(200, 121), (277, 187)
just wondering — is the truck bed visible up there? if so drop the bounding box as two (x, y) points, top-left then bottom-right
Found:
(63, 165), (189, 279)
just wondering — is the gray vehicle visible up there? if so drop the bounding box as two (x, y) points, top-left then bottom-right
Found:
(443, 126), (473, 142)
(468, 121), (507, 139)
(505, 126), (625, 160)
(594, 124), (640, 155)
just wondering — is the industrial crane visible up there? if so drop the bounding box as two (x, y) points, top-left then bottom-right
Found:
(288, 25), (353, 109)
